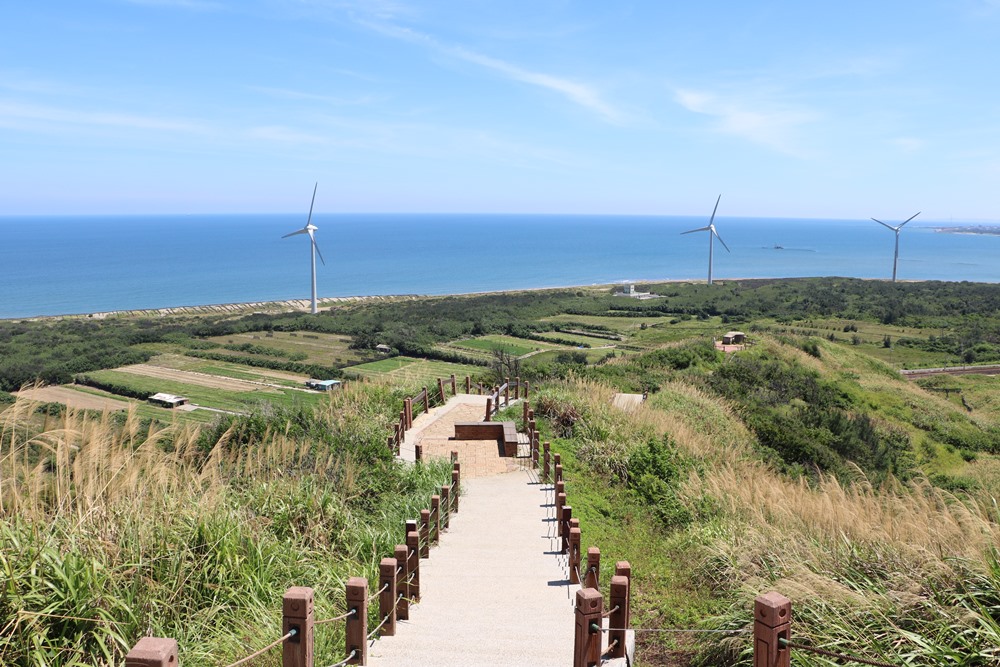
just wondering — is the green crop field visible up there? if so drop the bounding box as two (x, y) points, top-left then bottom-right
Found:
(532, 331), (614, 346)
(82, 369), (324, 413)
(146, 353), (309, 388)
(450, 335), (556, 357)
(539, 313), (670, 333)
(345, 357), (483, 390)
(68, 385), (219, 423)
(207, 330), (372, 367)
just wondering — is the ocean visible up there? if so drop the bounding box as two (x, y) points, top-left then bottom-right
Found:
(1, 213), (998, 319)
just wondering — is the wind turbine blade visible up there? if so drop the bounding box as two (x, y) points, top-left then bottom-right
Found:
(714, 229), (731, 253)
(709, 194), (722, 226)
(899, 211), (921, 228)
(306, 182), (318, 227)
(313, 238), (326, 266)
(282, 228), (308, 238)
(871, 218), (896, 232)
(682, 226), (711, 235)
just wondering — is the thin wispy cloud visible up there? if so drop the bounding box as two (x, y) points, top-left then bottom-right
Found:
(0, 100), (206, 133)
(120, 0), (224, 10)
(674, 88), (818, 156)
(247, 125), (330, 144)
(891, 137), (925, 153)
(361, 20), (625, 124)
(247, 85), (380, 106)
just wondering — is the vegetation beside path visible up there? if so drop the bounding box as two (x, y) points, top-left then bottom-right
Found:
(5, 277), (1000, 665)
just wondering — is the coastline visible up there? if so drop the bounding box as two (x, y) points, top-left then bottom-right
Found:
(1, 276), (922, 323)
(4, 279), (698, 323)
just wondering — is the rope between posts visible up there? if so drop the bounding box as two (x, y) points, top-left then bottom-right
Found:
(315, 608), (356, 626)
(594, 625), (750, 634)
(325, 649), (357, 667)
(220, 628), (296, 667)
(367, 614), (392, 640)
(602, 605), (620, 618)
(601, 638), (619, 658)
(779, 639), (899, 667)
(368, 582), (389, 602)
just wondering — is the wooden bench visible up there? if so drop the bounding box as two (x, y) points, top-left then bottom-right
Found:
(453, 421), (519, 457)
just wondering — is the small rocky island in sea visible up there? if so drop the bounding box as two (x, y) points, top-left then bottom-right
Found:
(934, 225), (1000, 235)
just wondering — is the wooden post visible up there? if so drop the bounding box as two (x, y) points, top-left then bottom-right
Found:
(608, 575), (629, 659)
(485, 397), (493, 422)
(522, 400), (529, 425)
(395, 545), (409, 620)
(531, 433), (539, 468)
(440, 484), (450, 530)
(569, 528), (582, 584)
(125, 638), (178, 667)
(282, 586), (314, 667)
(561, 505), (573, 554)
(415, 443), (423, 462)
(514, 376), (520, 400)
(615, 561), (632, 628)
(438, 377), (446, 404)
(465, 375), (471, 394)
(399, 410), (406, 434)
(504, 378), (510, 406)
(345, 577), (367, 665)
(585, 547), (600, 590)
(452, 469), (460, 512)
(450, 374), (457, 395)
(754, 592), (791, 667)
(404, 399), (412, 429)
(555, 489), (566, 526)
(379, 558), (397, 637)
(554, 463), (563, 484)
(451, 449), (458, 463)
(431, 495), (441, 544)
(544, 442), (551, 481)
(422, 386), (430, 415)
(406, 531), (420, 601)
(573, 588), (603, 667)
(387, 435), (395, 454)
(524, 381), (529, 400)
(405, 519), (418, 543)
(419, 510), (430, 558)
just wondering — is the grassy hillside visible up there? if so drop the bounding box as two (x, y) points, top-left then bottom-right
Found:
(531, 338), (1000, 665)
(0, 386), (452, 667)
(5, 278), (1000, 665)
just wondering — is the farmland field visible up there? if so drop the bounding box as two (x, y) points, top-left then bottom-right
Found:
(449, 335), (559, 358)
(206, 330), (372, 367)
(82, 368), (324, 413)
(532, 331), (615, 347)
(16, 385), (131, 412)
(345, 357), (483, 389)
(147, 353), (311, 387)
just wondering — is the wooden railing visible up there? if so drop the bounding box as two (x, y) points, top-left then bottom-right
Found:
(387, 376), (529, 454)
(125, 459), (463, 667)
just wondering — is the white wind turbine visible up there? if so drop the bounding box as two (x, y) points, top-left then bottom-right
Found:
(681, 194), (730, 285)
(871, 211), (920, 283)
(282, 182), (326, 314)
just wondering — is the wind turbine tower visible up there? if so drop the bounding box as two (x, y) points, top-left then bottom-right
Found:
(282, 182), (326, 314)
(681, 195), (730, 285)
(871, 211), (919, 283)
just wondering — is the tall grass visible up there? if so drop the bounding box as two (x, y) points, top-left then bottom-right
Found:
(0, 386), (450, 667)
(535, 373), (1000, 665)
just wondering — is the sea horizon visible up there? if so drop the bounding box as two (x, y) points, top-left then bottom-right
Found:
(2, 213), (999, 320)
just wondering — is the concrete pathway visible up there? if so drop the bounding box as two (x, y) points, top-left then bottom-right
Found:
(367, 468), (579, 667)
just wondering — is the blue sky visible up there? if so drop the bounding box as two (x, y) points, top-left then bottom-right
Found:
(2, 0), (999, 219)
